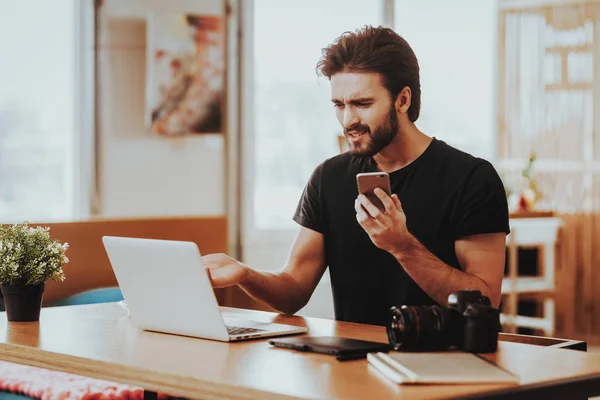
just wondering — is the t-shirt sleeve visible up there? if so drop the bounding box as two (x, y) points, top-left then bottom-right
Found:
(454, 161), (511, 239)
(292, 162), (325, 233)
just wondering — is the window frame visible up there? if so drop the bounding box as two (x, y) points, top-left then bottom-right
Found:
(74, 0), (97, 220)
(0, 0), (93, 222)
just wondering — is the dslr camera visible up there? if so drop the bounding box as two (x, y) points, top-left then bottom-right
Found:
(386, 290), (501, 353)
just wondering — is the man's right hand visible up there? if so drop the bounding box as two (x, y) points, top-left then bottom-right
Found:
(202, 253), (250, 288)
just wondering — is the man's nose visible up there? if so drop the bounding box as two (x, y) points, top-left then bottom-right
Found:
(343, 108), (359, 129)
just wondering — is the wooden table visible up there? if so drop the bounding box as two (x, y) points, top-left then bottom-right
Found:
(0, 303), (599, 399)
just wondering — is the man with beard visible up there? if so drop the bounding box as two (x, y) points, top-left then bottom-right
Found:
(203, 26), (510, 326)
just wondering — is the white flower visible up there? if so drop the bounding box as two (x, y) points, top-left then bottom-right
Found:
(0, 223), (70, 285)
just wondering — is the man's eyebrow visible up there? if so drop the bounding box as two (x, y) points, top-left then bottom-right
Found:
(331, 97), (375, 103)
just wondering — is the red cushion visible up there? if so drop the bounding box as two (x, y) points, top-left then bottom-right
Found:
(0, 361), (171, 400)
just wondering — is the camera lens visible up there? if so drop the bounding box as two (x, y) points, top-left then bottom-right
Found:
(387, 305), (460, 351)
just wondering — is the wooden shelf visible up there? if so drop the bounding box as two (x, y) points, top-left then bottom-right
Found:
(502, 277), (554, 294)
(501, 314), (554, 333)
(503, 217), (562, 336)
(510, 210), (555, 219)
(508, 217), (563, 246)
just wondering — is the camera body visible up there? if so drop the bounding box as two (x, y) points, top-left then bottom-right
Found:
(386, 290), (501, 353)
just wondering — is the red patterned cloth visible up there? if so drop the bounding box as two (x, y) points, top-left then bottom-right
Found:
(0, 361), (170, 400)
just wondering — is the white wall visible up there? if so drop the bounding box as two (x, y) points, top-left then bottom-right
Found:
(97, 0), (225, 217)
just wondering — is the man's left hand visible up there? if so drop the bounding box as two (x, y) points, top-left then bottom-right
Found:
(355, 188), (412, 255)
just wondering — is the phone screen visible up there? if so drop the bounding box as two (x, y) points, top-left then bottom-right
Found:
(356, 172), (391, 212)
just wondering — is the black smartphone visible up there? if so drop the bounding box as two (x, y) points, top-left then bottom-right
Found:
(356, 172), (391, 212)
(268, 336), (391, 361)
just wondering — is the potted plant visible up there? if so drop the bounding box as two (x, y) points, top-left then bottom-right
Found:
(0, 222), (69, 321)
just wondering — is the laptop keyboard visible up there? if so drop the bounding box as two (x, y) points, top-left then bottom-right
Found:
(227, 326), (266, 336)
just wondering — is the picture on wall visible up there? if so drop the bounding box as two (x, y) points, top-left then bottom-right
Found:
(146, 13), (224, 136)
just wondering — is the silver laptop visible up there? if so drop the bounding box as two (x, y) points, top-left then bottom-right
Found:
(102, 236), (308, 341)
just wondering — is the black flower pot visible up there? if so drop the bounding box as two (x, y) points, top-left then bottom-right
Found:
(0, 283), (45, 322)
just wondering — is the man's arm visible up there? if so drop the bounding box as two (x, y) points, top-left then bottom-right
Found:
(391, 232), (505, 307)
(355, 188), (506, 307)
(203, 226), (327, 315)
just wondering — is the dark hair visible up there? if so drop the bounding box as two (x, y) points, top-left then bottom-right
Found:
(316, 25), (421, 122)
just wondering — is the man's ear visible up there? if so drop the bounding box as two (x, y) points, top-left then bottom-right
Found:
(395, 86), (412, 115)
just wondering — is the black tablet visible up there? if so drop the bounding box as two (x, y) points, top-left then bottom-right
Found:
(268, 336), (391, 360)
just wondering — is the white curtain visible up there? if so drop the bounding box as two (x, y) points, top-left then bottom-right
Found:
(499, 3), (600, 212)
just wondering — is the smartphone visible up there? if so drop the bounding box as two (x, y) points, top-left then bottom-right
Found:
(356, 172), (392, 212)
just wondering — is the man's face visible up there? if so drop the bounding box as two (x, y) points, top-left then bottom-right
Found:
(331, 72), (398, 157)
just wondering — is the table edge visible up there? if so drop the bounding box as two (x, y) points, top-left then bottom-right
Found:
(0, 342), (299, 400)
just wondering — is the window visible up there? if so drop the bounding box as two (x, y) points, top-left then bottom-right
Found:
(249, 0), (383, 231)
(243, 0), (385, 270)
(0, 0), (86, 222)
(394, 0), (497, 160)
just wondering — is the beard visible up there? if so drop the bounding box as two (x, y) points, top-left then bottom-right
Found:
(344, 106), (399, 157)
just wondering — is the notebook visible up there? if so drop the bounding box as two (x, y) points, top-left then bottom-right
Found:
(367, 351), (520, 385)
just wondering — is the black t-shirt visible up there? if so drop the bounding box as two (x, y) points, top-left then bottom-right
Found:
(292, 138), (510, 326)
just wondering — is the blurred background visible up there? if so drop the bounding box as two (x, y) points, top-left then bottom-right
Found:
(0, 0), (598, 345)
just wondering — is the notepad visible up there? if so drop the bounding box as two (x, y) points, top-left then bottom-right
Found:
(367, 351), (520, 385)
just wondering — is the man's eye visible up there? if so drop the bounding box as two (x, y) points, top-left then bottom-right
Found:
(333, 103), (344, 108)
(356, 103), (371, 107)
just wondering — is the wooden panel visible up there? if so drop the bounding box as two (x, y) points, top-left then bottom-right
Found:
(504, 224), (519, 333)
(553, 213), (600, 342)
(556, 214), (585, 337)
(12, 217), (228, 306)
(593, 214), (600, 336)
(545, 82), (594, 91)
(582, 214), (596, 336)
(510, 210), (555, 218)
(555, 214), (576, 337)
(546, 44), (593, 54)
